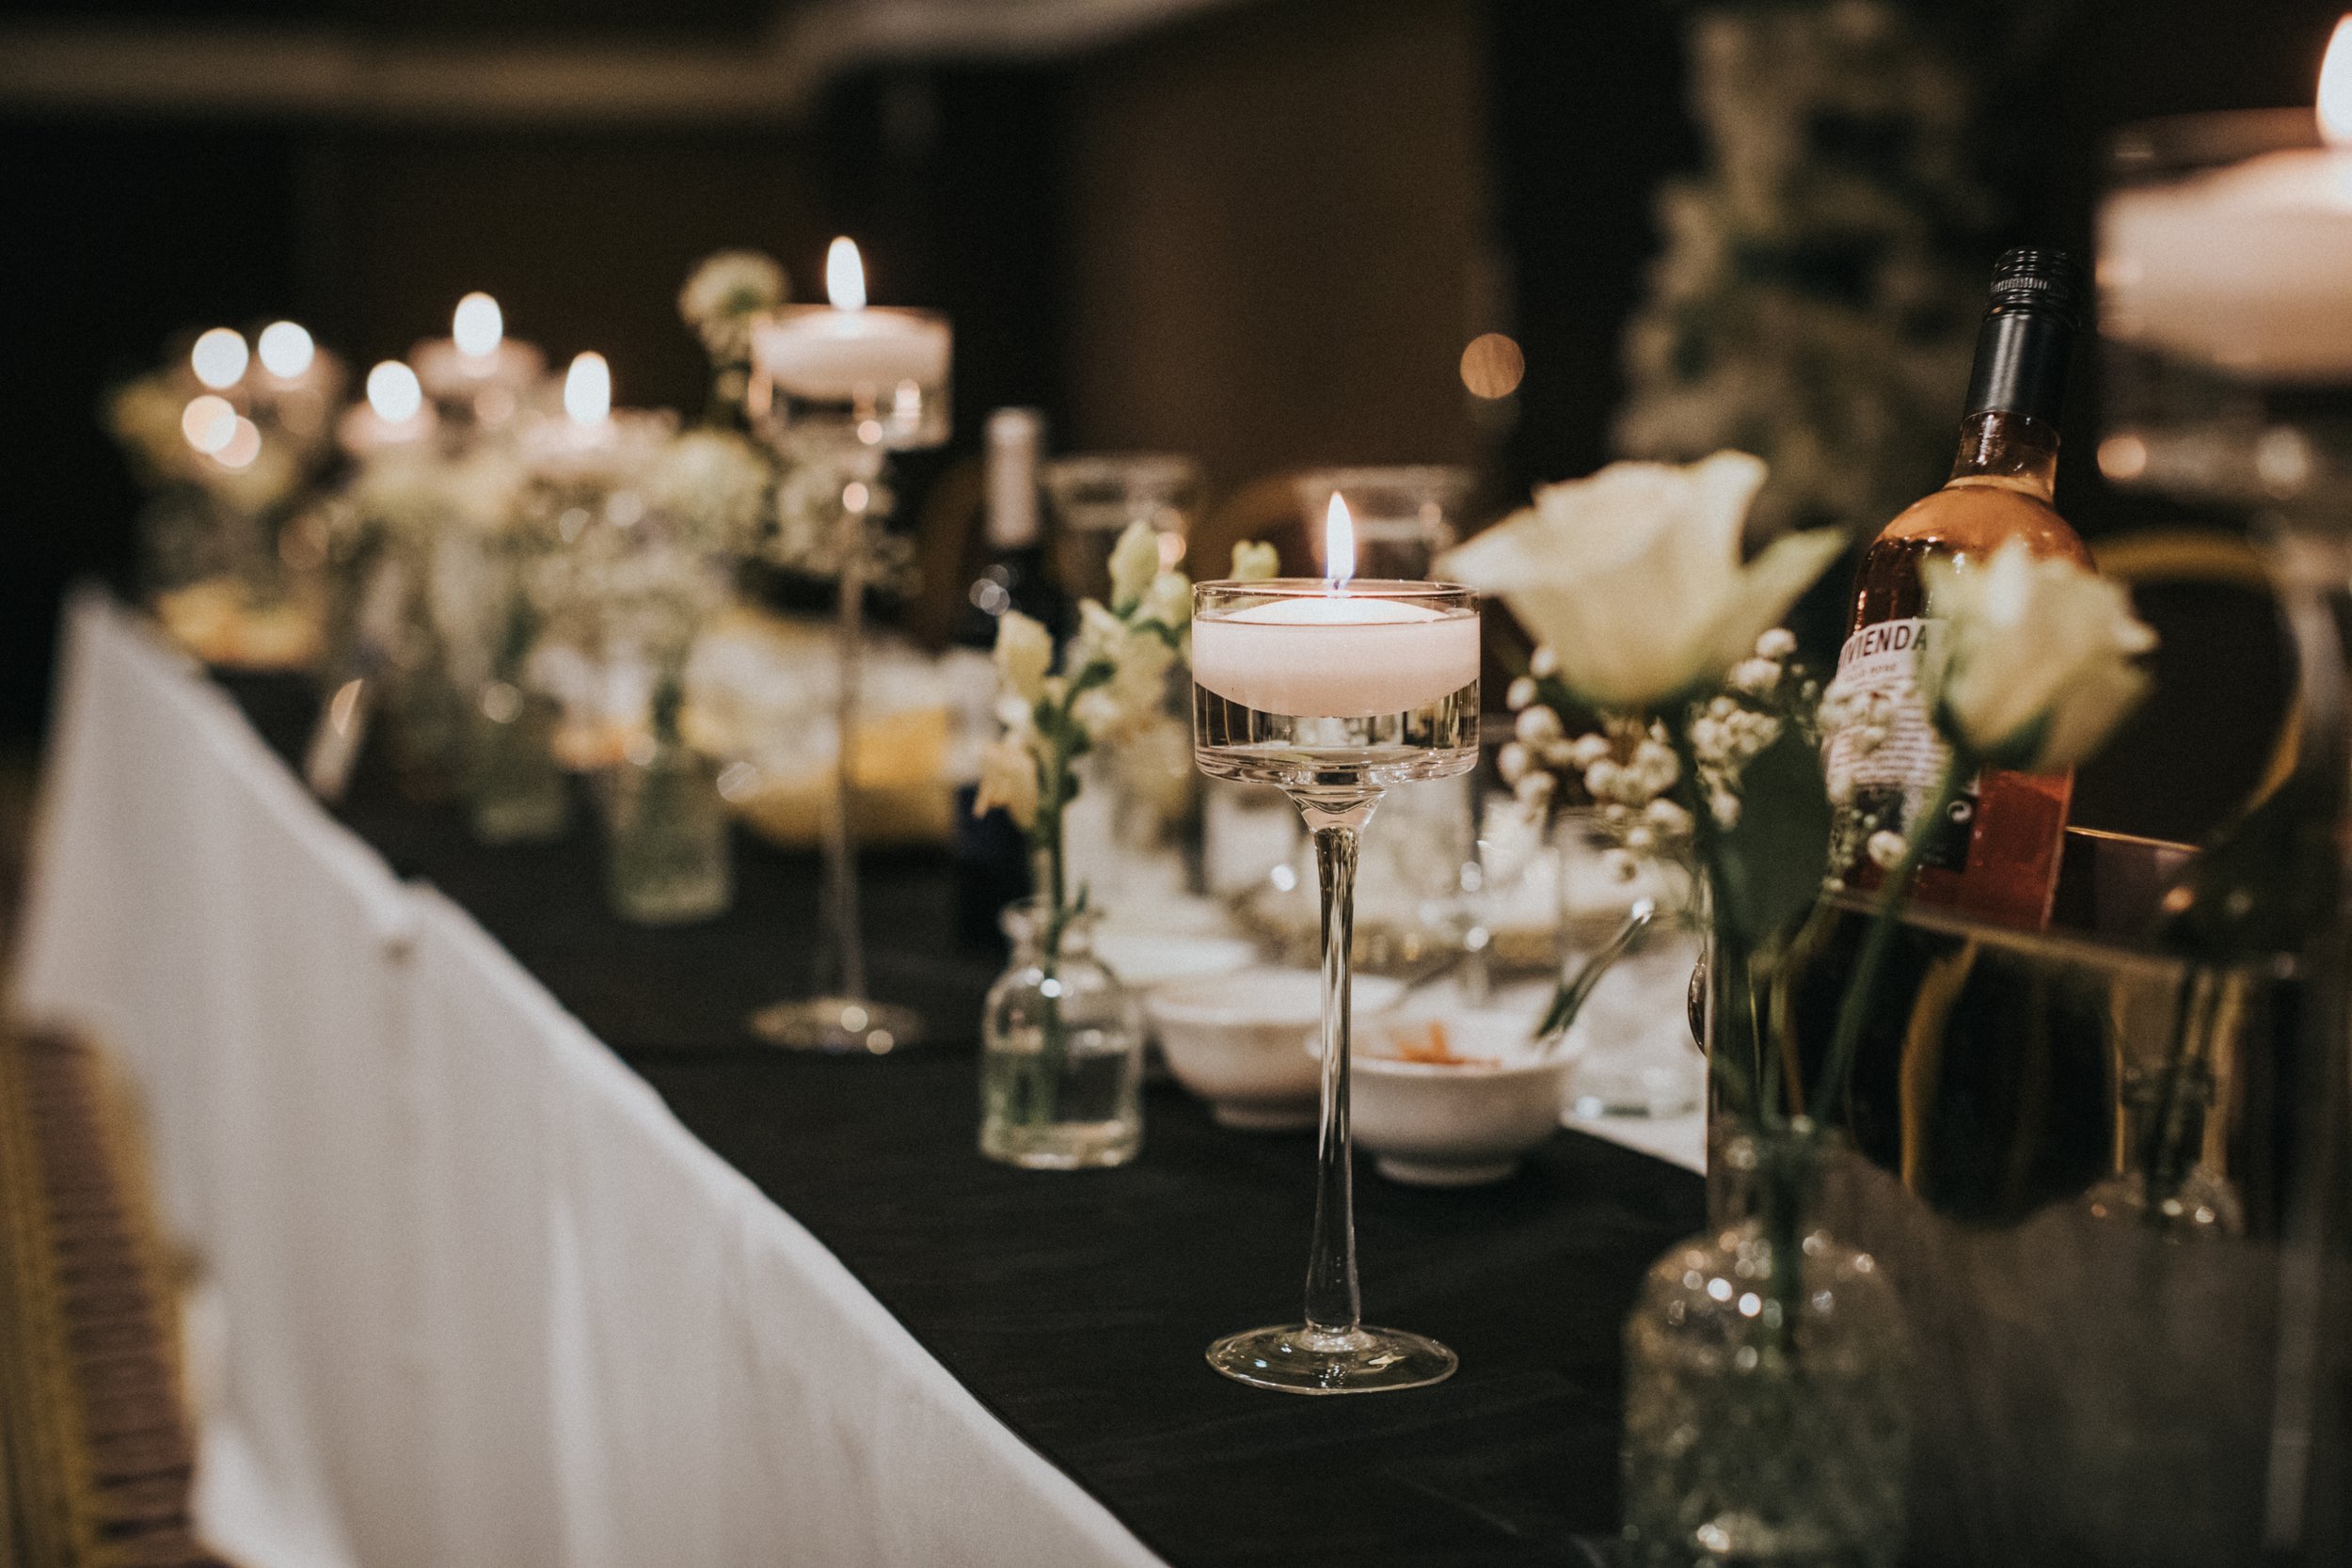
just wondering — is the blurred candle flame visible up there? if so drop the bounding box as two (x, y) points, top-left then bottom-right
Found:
(215, 416), (262, 470)
(181, 395), (238, 453)
(257, 321), (314, 379)
(1324, 493), (1356, 590)
(826, 237), (866, 310)
(366, 360), (423, 423)
(564, 352), (612, 425)
(190, 327), (248, 389)
(2322, 17), (2352, 146)
(453, 293), (504, 357)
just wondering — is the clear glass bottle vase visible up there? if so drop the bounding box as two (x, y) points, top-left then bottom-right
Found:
(469, 682), (570, 846)
(603, 733), (732, 926)
(979, 898), (1144, 1169)
(1621, 1122), (1910, 1568)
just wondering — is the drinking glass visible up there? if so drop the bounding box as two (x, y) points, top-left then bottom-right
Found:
(1293, 467), (1471, 581)
(1190, 578), (1479, 1393)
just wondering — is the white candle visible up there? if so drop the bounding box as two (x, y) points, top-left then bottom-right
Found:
(338, 359), (437, 454)
(414, 293), (547, 404)
(1196, 501), (1480, 717)
(2102, 19), (2352, 381)
(1192, 597), (1480, 719)
(749, 237), (951, 400)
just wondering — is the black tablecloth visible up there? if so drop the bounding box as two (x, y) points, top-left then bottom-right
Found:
(223, 674), (1704, 1568)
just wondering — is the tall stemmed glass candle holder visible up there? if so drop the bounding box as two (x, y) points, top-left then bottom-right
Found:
(744, 238), (951, 1052)
(1189, 505), (1481, 1393)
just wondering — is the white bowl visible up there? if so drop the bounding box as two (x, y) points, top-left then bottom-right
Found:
(1145, 968), (1402, 1131)
(1345, 1009), (1579, 1187)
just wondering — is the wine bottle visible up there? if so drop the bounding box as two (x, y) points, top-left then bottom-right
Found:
(1827, 248), (2092, 929)
(954, 406), (1070, 647)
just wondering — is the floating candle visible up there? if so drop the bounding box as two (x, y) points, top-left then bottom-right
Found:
(2102, 19), (2352, 380)
(414, 292), (546, 409)
(749, 237), (951, 402)
(1192, 595), (1481, 719)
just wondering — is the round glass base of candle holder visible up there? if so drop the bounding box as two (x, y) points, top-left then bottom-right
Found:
(747, 995), (924, 1054)
(1205, 1323), (1458, 1396)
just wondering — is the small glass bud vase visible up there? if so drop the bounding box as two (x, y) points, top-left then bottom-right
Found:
(1621, 1122), (1909, 1568)
(980, 898), (1143, 1169)
(469, 681), (571, 846)
(603, 731), (732, 926)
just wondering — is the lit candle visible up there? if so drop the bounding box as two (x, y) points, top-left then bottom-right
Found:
(337, 358), (437, 454)
(1189, 498), (1481, 718)
(256, 321), (317, 384)
(2103, 17), (2352, 380)
(564, 351), (612, 428)
(189, 327), (248, 390)
(748, 237), (953, 402)
(413, 292), (546, 413)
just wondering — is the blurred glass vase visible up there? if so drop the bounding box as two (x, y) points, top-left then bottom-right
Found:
(980, 898), (1144, 1169)
(1621, 1124), (1909, 1568)
(603, 729), (732, 925)
(468, 680), (570, 845)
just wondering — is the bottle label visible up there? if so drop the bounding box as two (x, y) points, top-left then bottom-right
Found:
(1823, 618), (1978, 873)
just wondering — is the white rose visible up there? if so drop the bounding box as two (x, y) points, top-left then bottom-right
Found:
(974, 736), (1041, 830)
(1920, 540), (2156, 772)
(1436, 451), (1843, 709)
(1137, 569), (1192, 632)
(1230, 540), (1281, 581)
(1107, 521), (1163, 613)
(993, 610), (1054, 705)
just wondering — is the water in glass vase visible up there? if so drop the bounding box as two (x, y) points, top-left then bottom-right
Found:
(979, 900), (1143, 1169)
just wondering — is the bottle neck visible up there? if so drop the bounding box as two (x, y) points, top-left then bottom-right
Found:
(1947, 410), (2059, 502)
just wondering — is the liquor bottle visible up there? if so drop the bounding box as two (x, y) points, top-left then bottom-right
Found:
(953, 406), (1070, 647)
(1827, 248), (2092, 929)
(953, 407), (1060, 946)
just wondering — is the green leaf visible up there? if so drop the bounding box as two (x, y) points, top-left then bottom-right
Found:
(1713, 721), (1832, 948)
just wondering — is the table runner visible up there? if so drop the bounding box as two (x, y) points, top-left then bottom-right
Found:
(14, 592), (1705, 1566)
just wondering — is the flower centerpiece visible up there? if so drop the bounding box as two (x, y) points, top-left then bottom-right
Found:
(969, 522), (1225, 1167)
(1440, 451), (2155, 1566)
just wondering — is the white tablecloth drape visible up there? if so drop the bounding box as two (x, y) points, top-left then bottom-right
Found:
(11, 592), (1163, 1568)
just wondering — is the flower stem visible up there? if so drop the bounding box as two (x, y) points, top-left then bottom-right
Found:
(1662, 718), (1763, 1124)
(1810, 761), (1963, 1125)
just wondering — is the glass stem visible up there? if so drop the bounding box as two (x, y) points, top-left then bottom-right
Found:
(1299, 794), (1378, 1339)
(824, 493), (869, 1004)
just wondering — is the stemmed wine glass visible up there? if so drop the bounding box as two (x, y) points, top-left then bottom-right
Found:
(1189, 575), (1481, 1393)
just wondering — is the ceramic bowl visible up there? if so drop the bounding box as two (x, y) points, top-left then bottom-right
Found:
(1346, 1009), (1580, 1187)
(1144, 968), (1402, 1130)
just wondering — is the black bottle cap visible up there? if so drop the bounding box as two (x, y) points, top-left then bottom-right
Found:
(1965, 247), (2081, 424)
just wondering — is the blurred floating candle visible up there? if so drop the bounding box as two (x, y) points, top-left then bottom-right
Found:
(256, 321), (315, 381)
(2102, 17), (2352, 380)
(564, 351), (612, 426)
(1191, 503), (1479, 719)
(190, 327), (248, 389)
(338, 358), (435, 454)
(181, 394), (238, 454)
(749, 236), (952, 405)
(453, 293), (503, 360)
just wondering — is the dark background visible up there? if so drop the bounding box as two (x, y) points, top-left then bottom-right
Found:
(4, 0), (2345, 839)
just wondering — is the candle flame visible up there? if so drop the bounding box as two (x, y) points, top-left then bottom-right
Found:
(453, 292), (503, 357)
(2322, 17), (2352, 146)
(190, 327), (248, 389)
(564, 351), (612, 425)
(826, 237), (866, 310)
(181, 395), (238, 453)
(214, 416), (262, 470)
(257, 321), (314, 379)
(366, 360), (423, 423)
(1324, 493), (1356, 589)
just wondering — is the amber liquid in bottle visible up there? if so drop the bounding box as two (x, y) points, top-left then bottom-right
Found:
(1839, 410), (2089, 928)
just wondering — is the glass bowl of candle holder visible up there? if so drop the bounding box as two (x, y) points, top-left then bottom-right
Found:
(1190, 578), (1480, 1394)
(1042, 452), (1202, 600)
(743, 304), (952, 1053)
(1291, 467), (1471, 582)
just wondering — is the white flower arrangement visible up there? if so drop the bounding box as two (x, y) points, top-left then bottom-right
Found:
(677, 249), (787, 363)
(1438, 451), (1843, 710)
(974, 520), (1192, 920)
